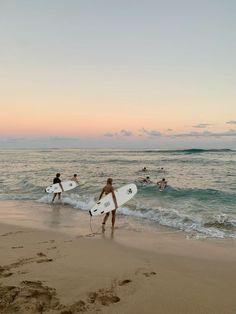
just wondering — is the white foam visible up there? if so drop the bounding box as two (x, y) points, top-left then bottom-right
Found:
(9, 193), (236, 239)
(118, 205), (236, 239)
(216, 213), (227, 224)
(37, 194), (53, 204)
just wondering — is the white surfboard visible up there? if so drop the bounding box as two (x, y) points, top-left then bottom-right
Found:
(89, 183), (137, 216)
(45, 180), (77, 193)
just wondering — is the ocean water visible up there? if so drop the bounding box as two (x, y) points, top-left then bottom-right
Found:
(0, 148), (236, 239)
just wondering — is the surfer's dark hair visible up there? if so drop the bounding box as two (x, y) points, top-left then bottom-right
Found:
(107, 178), (112, 184)
(56, 173), (60, 177)
(74, 174), (77, 177)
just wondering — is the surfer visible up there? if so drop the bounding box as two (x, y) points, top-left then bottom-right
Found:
(157, 178), (167, 191)
(52, 173), (64, 203)
(139, 176), (152, 183)
(99, 178), (118, 228)
(71, 173), (79, 184)
(141, 167), (147, 172)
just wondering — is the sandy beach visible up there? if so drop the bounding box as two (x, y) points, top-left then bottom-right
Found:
(0, 201), (236, 314)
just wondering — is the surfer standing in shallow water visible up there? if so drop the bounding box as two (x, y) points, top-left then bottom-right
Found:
(99, 178), (118, 229)
(52, 173), (64, 203)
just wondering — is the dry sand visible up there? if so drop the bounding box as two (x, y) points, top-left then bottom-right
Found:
(0, 203), (236, 313)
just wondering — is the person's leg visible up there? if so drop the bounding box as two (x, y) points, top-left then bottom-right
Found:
(111, 209), (116, 228)
(102, 212), (110, 225)
(58, 192), (61, 200)
(52, 193), (57, 203)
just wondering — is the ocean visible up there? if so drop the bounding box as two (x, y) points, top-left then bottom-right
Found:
(0, 148), (236, 239)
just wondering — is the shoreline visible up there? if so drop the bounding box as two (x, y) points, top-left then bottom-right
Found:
(0, 201), (236, 313)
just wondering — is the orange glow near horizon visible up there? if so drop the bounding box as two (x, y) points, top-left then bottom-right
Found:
(1, 82), (235, 138)
(1, 114), (233, 138)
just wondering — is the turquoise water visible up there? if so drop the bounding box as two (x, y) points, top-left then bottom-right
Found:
(0, 148), (236, 239)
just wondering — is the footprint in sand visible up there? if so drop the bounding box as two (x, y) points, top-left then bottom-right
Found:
(36, 258), (53, 263)
(0, 266), (13, 278)
(0, 280), (61, 313)
(17, 270), (28, 275)
(1, 231), (24, 237)
(47, 246), (57, 251)
(88, 289), (120, 306)
(135, 268), (157, 277)
(142, 271), (157, 277)
(62, 300), (87, 313)
(11, 257), (35, 268)
(118, 279), (132, 286)
(38, 239), (55, 244)
(37, 252), (47, 257)
(1, 257), (35, 276)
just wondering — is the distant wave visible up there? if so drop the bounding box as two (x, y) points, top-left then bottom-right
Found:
(167, 186), (235, 203)
(140, 149), (234, 154)
(175, 148), (233, 154)
(138, 185), (236, 207)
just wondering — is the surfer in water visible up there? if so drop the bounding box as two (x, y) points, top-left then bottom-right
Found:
(71, 173), (79, 184)
(157, 178), (167, 191)
(52, 173), (64, 203)
(139, 176), (152, 184)
(99, 178), (118, 229)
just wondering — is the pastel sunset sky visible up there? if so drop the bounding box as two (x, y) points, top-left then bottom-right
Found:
(1, 0), (236, 148)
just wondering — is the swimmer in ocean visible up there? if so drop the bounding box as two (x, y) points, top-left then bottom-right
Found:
(157, 178), (167, 190)
(139, 176), (152, 183)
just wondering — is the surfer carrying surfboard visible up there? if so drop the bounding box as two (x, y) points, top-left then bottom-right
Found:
(52, 173), (64, 203)
(99, 178), (118, 228)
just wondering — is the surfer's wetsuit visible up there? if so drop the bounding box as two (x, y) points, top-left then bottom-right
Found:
(53, 177), (61, 184)
(52, 174), (63, 203)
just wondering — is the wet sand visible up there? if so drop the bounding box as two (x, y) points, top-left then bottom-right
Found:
(0, 201), (236, 313)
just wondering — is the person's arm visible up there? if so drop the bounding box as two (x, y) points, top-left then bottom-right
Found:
(99, 188), (105, 200)
(74, 178), (79, 184)
(59, 182), (64, 192)
(139, 177), (147, 182)
(111, 188), (118, 209)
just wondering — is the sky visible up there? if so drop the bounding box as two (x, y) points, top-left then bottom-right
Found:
(0, 0), (236, 149)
